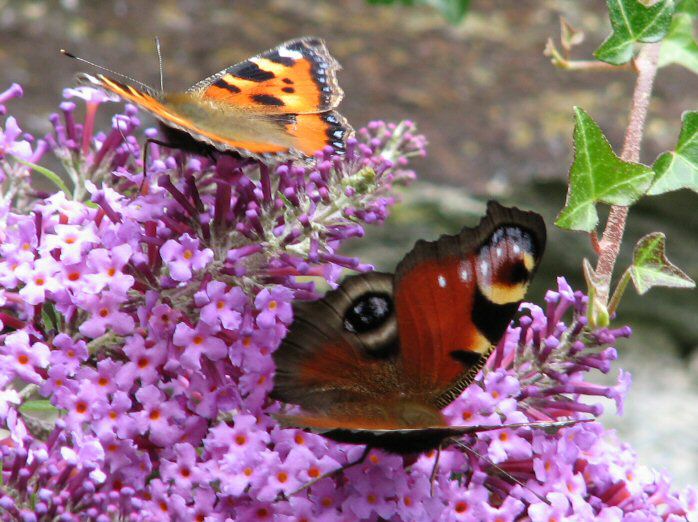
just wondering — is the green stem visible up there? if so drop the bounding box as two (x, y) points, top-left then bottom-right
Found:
(607, 268), (632, 318)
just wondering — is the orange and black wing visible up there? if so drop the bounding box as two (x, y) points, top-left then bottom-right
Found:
(77, 73), (297, 158)
(188, 37), (352, 156)
(189, 37), (343, 114)
(393, 201), (546, 408)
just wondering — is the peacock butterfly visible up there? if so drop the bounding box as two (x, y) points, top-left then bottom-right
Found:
(271, 201), (547, 454)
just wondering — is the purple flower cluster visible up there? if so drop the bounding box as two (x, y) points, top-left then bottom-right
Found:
(0, 84), (695, 521)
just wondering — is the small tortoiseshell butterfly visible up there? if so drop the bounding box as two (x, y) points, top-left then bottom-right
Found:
(272, 202), (547, 454)
(71, 37), (352, 161)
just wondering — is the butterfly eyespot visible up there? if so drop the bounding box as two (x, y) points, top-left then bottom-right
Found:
(507, 261), (529, 284)
(437, 275), (447, 288)
(343, 293), (393, 334)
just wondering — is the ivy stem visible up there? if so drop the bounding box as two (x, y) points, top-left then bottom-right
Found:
(607, 269), (632, 318)
(594, 42), (662, 304)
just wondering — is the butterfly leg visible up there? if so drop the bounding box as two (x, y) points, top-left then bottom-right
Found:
(429, 445), (442, 496)
(141, 137), (192, 195)
(286, 445), (371, 498)
(451, 439), (550, 505)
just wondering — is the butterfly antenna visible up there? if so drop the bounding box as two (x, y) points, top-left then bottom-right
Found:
(155, 36), (164, 92)
(281, 445), (371, 499)
(60, 49), (155, 93)
(452, 439), (550, 505)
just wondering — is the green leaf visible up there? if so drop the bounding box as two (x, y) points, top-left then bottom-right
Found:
(595, 0), (675, 65)
(365, 0), (470, 23)
(11, 155), (71, 195)
(20, 400), (59, 415)
(556, 107), (655, 231)
(629, 232), (695, 293)
(426, 0), (471, 23)
(41, 302), (63, 332)
(649, 111), (698, 194)
(659, 13), (698, 73)
(583, 258), (611, 327)
(676, 0), (698, 15)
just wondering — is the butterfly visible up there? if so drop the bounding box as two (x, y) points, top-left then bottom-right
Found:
(271, 202), (548, 454)
(70, 37), (352, 161)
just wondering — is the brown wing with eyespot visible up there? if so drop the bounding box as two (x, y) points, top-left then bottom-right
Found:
(271, 271), (402, 414)
(393, 201), (546, 408)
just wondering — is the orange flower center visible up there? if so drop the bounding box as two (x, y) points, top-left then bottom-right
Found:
(455, 501), (468, 513)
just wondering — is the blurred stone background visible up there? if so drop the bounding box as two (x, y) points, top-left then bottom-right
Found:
(1, 0), (696, 484)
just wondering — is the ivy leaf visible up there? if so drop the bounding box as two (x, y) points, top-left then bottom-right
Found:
(659, 13), (698, 73)
(629, 232), (695, 294)
(556, 107), (654, 232)
(649, 111), (698, 194)
(676, 0), (698, 15)
(595, 0), (675, 65)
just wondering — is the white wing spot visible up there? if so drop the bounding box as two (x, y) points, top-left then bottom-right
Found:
(277, 47), (304, 60)
(513, 244), (521, 255)
(438, 275), (447, 288)
(496, 247), (503, 257)
(480, 260), (489, 276)
(459, 262), (470, 282)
